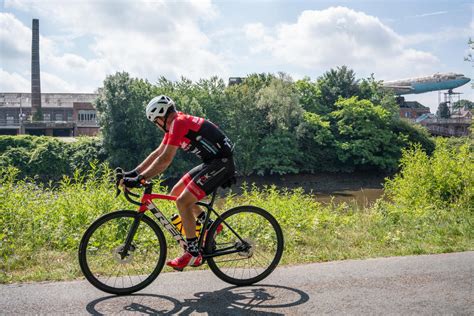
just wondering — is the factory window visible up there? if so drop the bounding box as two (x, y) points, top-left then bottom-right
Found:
(43, 113), (51, 121)
(55, 113), (63, 121)
(78, 110), (96, 122)
(67, 112), (73, 121)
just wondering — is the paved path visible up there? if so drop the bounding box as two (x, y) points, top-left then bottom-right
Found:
(1, 252), (472, 315)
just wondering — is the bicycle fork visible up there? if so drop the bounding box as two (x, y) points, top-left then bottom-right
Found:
(119, 212), (144, 260)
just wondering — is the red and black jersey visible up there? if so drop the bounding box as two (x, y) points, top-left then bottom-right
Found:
(162, 112), (234, 162)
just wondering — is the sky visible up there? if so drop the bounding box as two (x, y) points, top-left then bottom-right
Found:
(1, 0), (472, 113)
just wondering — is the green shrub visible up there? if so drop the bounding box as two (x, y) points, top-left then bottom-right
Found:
(0, 136), (107, 181)
(1, 141), (472, 284)
(384, 138), (472, 209)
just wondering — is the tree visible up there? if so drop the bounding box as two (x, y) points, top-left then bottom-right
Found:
(295, 77), (320, 113)
(330, 97), (401, 171)
(358, 75), (399, 118)
(95, 72), (160, 170)
(314, 65), (360, 115)
(452, 99), (474, 110)
(437, 102), (450, 118)
(391, 119), (435, 155)
(256, 73), (303, 132)
(295, 111), (338, 172)
(253, 130), (302, 175)
(223, 78), (267, 175)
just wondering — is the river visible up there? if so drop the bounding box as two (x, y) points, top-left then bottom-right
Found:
(164, 171), (389, 208)
(236, 172), (387, 207)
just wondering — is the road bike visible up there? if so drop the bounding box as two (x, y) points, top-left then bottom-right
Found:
(78, 168), (284, 295)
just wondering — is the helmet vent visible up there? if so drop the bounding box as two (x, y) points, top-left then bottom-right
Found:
(150, 108), (157, 113)
(159, 108), (164, 113)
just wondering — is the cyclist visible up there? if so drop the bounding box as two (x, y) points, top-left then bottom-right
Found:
(121, 95), (235, 270)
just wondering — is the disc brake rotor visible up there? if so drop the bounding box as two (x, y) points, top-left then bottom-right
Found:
(238, 238), (255, 258)
(112, 244), (135, 264)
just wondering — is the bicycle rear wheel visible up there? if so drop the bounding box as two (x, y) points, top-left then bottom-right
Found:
(78, 210), (167, 295)
(205, 206), (284, 286)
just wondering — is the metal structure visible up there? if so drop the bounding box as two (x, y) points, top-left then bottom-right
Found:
(438, 90), (462, 114)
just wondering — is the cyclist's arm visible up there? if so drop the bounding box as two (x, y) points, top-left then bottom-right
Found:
(141, 145), (178, 180)
(135, 139), (167, 173)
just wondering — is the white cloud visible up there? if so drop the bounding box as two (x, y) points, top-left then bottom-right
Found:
(244, 6), (439, 79)
(0, 13), (30, 60)
(0, 68), (29, 91)
(2, 0), (228, 92)
(245, 23), (266, 40)
(41, 71), (76, 92)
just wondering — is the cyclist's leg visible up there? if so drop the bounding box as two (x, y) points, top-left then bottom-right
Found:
(169, 188), (203, 269)
(168, 159), (234, 269)
(175, 189), (201, 240)
(176, 158), (235, 239)
(170, 176), (203, 219)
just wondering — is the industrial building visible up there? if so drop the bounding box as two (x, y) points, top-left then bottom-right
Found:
(0, 93), (99, 136)
(0, 19), (100, 137)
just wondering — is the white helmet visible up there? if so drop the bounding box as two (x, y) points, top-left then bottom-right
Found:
(145, 95), (176, 122)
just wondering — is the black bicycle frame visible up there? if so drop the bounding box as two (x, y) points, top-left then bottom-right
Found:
(143, 189), (249, 259)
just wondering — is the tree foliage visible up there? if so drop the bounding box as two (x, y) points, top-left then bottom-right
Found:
(0, 136), (105, 181)
(92, 68), (434, 176)
(437, 102), (450, 118)
(452, 99), (474, 110)
(95, 72), (159, 170)
(2, 67), (436, 180)
(332, 97), (403, 171)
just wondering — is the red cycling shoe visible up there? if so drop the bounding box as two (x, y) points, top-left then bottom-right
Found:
(166, 251), (202, 271)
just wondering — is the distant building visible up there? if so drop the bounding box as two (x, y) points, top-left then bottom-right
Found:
(228, 77), (244, 86)
(399, 101), (431, 120)
(0, 20), (100, 137)
(0, 92), (99, 136)
(450, 108), (473, 120)
(416, 113), (471, 137)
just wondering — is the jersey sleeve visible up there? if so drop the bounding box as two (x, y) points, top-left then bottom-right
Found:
(163, 118), (186, 147)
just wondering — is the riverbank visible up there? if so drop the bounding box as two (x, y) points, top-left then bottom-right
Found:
(162, 171), (389, 206)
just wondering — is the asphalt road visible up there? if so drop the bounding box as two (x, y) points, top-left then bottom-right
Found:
(1, 252), (472, 315)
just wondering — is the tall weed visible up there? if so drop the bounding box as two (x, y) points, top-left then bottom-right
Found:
(0, 139), (472, 283)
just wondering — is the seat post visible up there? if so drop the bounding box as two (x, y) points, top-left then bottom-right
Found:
(209, 189), (218, 207)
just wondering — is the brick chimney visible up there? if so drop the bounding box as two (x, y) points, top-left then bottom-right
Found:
(31, 18), (42, 120)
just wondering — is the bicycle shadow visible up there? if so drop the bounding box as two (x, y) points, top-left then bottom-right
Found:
(85, 284), (309, 315)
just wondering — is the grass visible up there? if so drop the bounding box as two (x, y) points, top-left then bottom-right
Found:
(0, 138), (472, 283)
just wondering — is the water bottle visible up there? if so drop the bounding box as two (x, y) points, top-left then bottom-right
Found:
(170, 213), (202, 237)
(171, 214), (184, 234)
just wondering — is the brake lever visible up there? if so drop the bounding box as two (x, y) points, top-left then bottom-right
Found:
(115, 182), (121, 197)
(114, 167), (124, 198)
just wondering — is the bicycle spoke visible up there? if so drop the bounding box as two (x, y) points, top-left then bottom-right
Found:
(212, 257), (251, 264)
(207, 206), (283, 285)
(80, 211), (165, 294)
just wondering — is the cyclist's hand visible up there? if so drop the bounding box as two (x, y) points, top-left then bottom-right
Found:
(121, 175), (145, 188)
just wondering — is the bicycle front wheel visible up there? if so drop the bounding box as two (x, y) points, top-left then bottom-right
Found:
(78, 210), (167, 295)
(205, 206), (284, 286)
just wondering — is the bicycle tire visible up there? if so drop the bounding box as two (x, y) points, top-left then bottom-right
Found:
(78, 210), (167, 295)
(205, 205), (284, 286)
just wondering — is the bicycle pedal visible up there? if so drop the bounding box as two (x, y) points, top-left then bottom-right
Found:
(172, 267), (184, 272)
